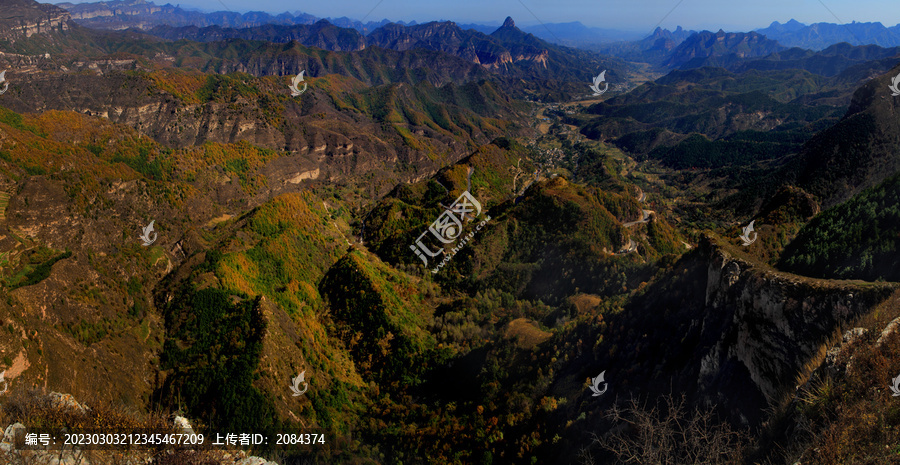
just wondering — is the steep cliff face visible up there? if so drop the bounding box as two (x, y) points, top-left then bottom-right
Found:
(588, 235), (896, 429)
(488, 17), (550, 69)
(696, 238), (894, 421)
(60, 0), (170, 23)
(57, 0), (319, 30)
(0, 66), (519, 196)
(0, 0), (71, 42)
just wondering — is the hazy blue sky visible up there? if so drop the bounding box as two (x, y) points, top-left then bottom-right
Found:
(55, 0), (900, 32)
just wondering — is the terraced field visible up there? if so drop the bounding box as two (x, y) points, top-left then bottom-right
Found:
(0, 192), (8, 221)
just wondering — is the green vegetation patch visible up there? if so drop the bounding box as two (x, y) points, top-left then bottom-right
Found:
(320, 250), (435, 387)
(61, 315), (131, 346)
(160, 287), (276, 433)
(196, 73), (261, 102)
(0, 106), (47, 137)
(110, 145), (174, 181)
(779, 173), (900, 281)
(7, 249), (72, 290)
(215, 193), (346, 313)
(648, 133), (798, 169)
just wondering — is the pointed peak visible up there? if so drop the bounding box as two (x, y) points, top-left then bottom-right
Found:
(501, 16), (516, 28)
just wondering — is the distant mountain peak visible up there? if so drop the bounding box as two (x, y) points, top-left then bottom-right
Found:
(662, 29), (785, 68)
(753, 18), (900, 49)
(501, 16), (515, 28)
(652, 26), (685, 36)
(763, 19), (807, 32)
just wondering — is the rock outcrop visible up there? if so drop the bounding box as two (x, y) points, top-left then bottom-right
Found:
(696, 237), (894, 419)
(596, 235), (896, 428)
(0, 67), (509, 198)
(57, 0), (317, 30)
(0, 0), (71, 43)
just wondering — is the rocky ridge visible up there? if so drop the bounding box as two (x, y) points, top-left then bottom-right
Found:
(696, 236), (894, 421)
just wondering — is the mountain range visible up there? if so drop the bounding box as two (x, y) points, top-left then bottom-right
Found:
(4, 0), (900, 464)
(757, 19), (900, 50)
(143, 16), (629, 84)
(52, 0), (900, 52)
(661, 29), (786, 68)
(56, 0), (413, 32)
(0, 0), (628, 105)
(49, 0), (900, 79)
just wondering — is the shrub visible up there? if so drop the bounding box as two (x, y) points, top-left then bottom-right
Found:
(583, 395), (748, 465)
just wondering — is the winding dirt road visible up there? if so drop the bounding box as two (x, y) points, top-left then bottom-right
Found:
(616, 186), (652, 254)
